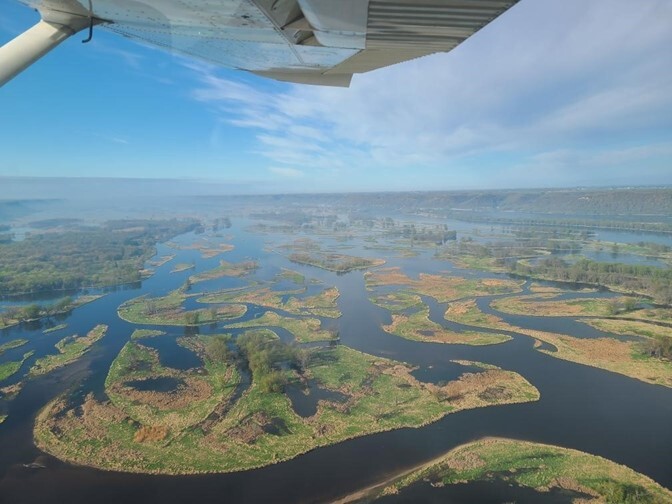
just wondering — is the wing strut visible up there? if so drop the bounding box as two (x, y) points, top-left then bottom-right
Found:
(0, 12), (91, 87)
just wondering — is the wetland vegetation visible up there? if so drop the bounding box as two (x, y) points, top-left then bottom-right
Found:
(118, 289), (247, 326)
(382, 306), (510, 346)
(34, 334), (538, 474)
(0, 219), (199, 295)
(29, 324), (108, 376)
(0, 351), (34, 381)
(1, 187), (671, 502)
(354, 438), (672, 503)
(445, 298), (672, 388)
(0, 295), (103, 329)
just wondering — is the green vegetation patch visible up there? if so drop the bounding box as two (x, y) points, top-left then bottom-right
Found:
(587, 240), (672, 261)
(444, 299), (507, 329)
(445, 299), (672, 388)
(490, 294), (637, 317)
(43, 323), (67, 334)
(276, 268), (305, 284)
(170, 263), (195, 273)
(130, 329), (166, 340)
(198, 286), (286, 308)
(0, 295), (103, 330)
(199, 285), (340, 319)
(35, 341), (538, 474)
(438, 251), (508, 273)
(289, 252), (385, 273)
(585, 318), (672, 360)
(226, 311), (336, 343)
(369, 291), (422, 312)
(189, 260), (257, 283)
(383, 307), (510, 346)
(514, 257), (672, 304)
(283, 287), (341, 318)
(365, 267), (523, 303)
(615, 306), (672, 325)
(118, 289), (247, 326)
(0, 339), (28, 354)
(0, 351), (34, 381)
(0, 219), (199, 295)
(360, 438), (672, 503)
(29, 324), (107, 376)
(586, 318), (672, 340)
(105, 338), (238, 431)
(147, 255), (175, 268)
(166, 241), (234, 259)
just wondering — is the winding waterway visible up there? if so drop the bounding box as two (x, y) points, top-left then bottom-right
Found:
(0, 223), (671, 504)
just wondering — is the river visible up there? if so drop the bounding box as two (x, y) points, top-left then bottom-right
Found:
(0, 222), (670, 504)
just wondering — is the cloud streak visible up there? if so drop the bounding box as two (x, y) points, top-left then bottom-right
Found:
(186, 0), (672, 190)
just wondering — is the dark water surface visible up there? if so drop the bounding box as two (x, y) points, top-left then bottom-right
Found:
(125, 377), (185, 393)
(0, 223), (671, 504)
(286, 379), (347, 418)
(376, 478), (593, 504)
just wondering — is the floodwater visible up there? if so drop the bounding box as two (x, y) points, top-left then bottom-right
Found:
(126, 377), (184, 393)
(0, 222), (671, 504)
(286, 379), (347, 418)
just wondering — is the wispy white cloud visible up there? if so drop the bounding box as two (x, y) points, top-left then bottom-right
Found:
(184, 0), (672, 189)
(93, 133), (130, 145)
(268, 166), (303, 178)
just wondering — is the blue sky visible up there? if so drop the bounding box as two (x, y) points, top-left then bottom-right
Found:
(1, 0), (671, 194)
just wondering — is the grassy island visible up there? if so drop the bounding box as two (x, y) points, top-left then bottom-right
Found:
(490, 294), (636, 317)
(170, 263), (195, 273)
(29, 324), (107, 376)
(118, 289), (247, 326)
(226, 311), (336, 343)
(289, 252), (385, 273)
(166, 241), (234, 258)
(369, 291), (422, 312)
(276, 268), (305, 284)
(365, 268), (523, 303)
(382, 307), (510, 346)
(352, 438), (672, 503)
(147, 255), (175, 268)
(43, 323), (67, 334)
(130, 329), (166, 340)
(0, 351), (34, 381)
(199, 285), (341, 319)
(105, 340), (238, 431)
(0, 339), (28, 354)
(34, 335), (538, 474)
(0, 294), (104, 330)
(189, 259), (257, 283)
(445, 299), (672, 388)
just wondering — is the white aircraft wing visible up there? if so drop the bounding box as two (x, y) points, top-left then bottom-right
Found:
(2, 0), (518, 87)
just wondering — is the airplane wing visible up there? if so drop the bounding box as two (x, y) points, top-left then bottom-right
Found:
(2, 0), (518, 87)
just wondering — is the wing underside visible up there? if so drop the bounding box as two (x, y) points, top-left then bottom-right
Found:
(14, 0), (519, 86)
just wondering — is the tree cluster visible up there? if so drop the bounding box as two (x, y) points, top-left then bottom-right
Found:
(236, 332), (304, 393)
(515, 257), (672, 305)
(0, 219), (199, 295)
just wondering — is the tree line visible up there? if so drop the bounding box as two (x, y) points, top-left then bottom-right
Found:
(514, 257), (672, 305)
(0, 219), (200, 295)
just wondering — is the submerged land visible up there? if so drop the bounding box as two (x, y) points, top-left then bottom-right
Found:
(1, 187), (671, 498)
